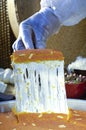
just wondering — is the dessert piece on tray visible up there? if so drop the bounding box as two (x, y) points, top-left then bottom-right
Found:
(12, 49), (68, 114)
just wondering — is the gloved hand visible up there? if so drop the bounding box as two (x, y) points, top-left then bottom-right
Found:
(12, 7), (61, 50)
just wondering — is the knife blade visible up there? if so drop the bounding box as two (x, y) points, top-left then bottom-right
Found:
(0, 100), (15, 113)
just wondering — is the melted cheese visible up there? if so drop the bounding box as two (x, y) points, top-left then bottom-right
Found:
(14, 61), (68, 114)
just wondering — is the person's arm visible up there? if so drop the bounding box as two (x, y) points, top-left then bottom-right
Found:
(41, 0), (86, 26)
(13, 0), (86, 51)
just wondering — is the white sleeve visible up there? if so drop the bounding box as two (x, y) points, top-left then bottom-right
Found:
(40, 0), (86, 26)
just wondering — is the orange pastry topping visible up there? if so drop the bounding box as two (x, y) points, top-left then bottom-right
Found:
(11, 49), (64, 63)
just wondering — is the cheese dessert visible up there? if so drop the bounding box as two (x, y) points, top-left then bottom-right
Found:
(11, 49), (68, 114)
(0, 49), (86, 130)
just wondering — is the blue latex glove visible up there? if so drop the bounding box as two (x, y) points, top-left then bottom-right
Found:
(12, 7), (61, 50)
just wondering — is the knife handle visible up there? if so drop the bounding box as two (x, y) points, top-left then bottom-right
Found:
(0, 93), (15, 101)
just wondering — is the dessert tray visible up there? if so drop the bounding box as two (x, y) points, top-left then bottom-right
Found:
(0, 99), (86, 113)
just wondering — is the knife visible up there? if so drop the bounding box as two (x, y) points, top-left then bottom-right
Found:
(0, 93), (15, 101)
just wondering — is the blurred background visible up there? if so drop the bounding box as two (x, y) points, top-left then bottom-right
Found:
(0, 0), (86, 68)
(0, 0), (86, 101)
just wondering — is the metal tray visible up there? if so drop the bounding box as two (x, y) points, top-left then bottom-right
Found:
(0, 99), (86, 113)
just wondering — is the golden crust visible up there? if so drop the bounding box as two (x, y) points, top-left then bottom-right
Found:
(11, 49), (64, 63)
